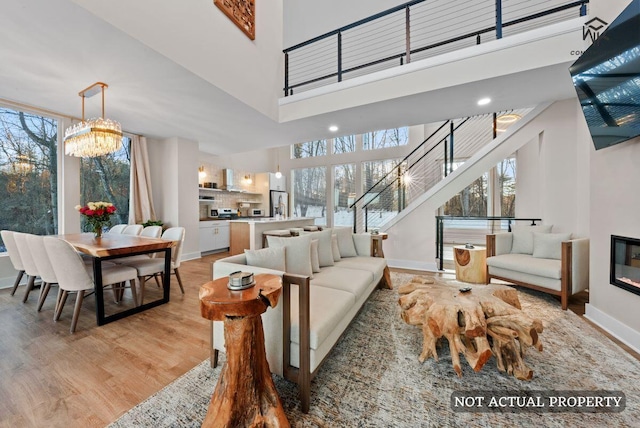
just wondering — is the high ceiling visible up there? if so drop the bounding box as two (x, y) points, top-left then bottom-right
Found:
(0, 0), (580, 155)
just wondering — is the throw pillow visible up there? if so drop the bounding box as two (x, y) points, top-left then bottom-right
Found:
(333, 227), (357, 258)
(302, 228), (334, 267)
(510, 224), (553, 255)
(244, 247), (286, 272)
(310, 239), (321, 273)
(532, 232), (572, 260)
(331, 234), (341, 261)
(266, 234), (313, 277)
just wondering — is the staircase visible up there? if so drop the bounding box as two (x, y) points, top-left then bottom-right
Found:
(351, 102), (551, 234)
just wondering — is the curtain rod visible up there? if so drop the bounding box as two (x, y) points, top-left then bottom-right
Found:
(0, 96), (142, 137)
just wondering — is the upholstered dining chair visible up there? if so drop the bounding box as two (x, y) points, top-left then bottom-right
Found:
(117, 227), (185, 305)
(26, 234), (59, 312)
(122, 224), (143, 235)
(141, 225), (162, 239)
(1, 230), (25, 296)
(107, 224), (127, 234)
(13, 232), (41, 303)
(43, 237), (140, 333)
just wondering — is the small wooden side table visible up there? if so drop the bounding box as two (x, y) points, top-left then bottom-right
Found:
(370, 232), (388, 258)
(453, 245), (487, 284)
(370, 233), (393, 290)
(199, 274), (289, 428)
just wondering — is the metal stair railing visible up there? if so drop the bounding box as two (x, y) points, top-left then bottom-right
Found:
(351, 110), (515, 233)
(284, 0), (589, 95)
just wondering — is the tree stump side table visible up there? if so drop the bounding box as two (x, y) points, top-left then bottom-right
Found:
(199, 274), (289, 428)
(453, 245), (487, 284)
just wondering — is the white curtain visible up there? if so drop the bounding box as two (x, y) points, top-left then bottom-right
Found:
(128, 135), (157, 224)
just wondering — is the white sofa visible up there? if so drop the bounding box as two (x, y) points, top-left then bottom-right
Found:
(210, 227), (391, 413)
(485, 226), (589, 310)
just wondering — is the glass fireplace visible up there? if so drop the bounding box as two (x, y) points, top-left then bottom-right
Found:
(611, 235), (640, 296)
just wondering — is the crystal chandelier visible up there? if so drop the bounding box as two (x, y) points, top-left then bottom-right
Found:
(64, 82), (123, 157)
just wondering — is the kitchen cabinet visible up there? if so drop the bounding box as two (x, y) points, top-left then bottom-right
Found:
(199, 221), (230, 253)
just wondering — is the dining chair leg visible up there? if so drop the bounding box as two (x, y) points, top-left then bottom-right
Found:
(111, 282), (120, 303)
(10, 270), (25, 296)
(154, 274), (162, 288)
(174, 268), (185, 294)
(37, 282), (53, 312)
(139, 276), (146, 306)
(54, 290), (69, 321)
(70, 291), (85, 333)
(22, 275), (36, 303)
(130, 279), (139, 307)
(54, 288), (63, 316)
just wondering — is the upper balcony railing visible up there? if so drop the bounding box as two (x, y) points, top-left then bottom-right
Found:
(283, 0), (588, 96)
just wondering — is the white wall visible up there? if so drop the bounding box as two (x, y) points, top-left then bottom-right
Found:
(147, 137), (200, 261)
(587, 135), (640, 351)
(284, 0), (407, 47)
(515, 98), (590, 237)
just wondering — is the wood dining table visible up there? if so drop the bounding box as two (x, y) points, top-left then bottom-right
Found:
(59, 233), (176, 326)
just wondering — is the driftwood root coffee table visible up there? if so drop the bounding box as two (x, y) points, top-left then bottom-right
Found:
(398, 276), (543, 380)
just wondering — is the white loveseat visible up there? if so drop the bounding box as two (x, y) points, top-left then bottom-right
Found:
(485, 225), (589, 310)
(210, 227), (391, 412)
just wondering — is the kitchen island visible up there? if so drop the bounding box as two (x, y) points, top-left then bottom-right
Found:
(229, 217), (315, 255)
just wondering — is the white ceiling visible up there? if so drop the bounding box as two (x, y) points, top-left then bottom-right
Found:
(0, 0), (579, 155)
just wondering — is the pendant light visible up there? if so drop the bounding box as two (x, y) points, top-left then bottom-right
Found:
(64, 82), (123, 157)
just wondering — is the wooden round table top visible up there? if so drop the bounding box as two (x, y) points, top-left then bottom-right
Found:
(199, 274), (282, 321)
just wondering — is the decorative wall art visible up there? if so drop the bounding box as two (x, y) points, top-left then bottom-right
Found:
(214, 0), (255, 40)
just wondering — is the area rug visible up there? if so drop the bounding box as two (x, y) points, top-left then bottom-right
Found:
(110, 273), (640, 427)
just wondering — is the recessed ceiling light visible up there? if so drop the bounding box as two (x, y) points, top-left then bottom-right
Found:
(329, 125), (339, 132)
(477, 97), (491, 106)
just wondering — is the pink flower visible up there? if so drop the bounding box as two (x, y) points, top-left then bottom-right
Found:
(107, 206), (116, 213)
(85, 209), (95, 216)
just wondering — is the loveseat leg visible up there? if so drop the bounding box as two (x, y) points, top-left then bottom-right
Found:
(211, 349), (219, 368)
(561, 293), (568, 311)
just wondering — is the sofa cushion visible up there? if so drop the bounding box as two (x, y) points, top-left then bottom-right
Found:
(331, 235), (341, 261)
(486, 253), (561, 279)
(311, 266), (373, 296)
(303, 229), (334, 267)
(335, 256), (386, 281)
(510, 224), (553, 254)
(333, 227), (358, 257)
(245, 247), (286, 272)
(310, 239), (321, 273)
(533, 232), (572, 260)
(266, 234), (313, 277)
(289, 284), (355, 349)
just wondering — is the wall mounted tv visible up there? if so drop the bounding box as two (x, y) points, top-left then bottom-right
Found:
(569, 0), (640, 150)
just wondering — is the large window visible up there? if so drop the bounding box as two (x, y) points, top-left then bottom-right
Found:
(292, 140), (326, 159)
(363, 127), (408, 150)
(292, 166), (326, 225)
(333, 164), (356, 227)
(497, 157), (516, 217)
(79, 136), (131, 229)
(442, 162), (488, 217)
(361, 159), (401, 227)
(333, 135), (356, 154)
(0, 107), (58, 251)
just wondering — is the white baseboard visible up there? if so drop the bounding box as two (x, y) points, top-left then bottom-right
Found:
(585, 303), (640, 355)
(387, 258), (439, 272)
(181, 251), (202, 262)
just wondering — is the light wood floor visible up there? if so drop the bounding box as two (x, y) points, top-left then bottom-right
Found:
(1, 256), (638, 427)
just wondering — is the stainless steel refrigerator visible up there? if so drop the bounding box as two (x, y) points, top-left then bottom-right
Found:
(270, 190), (288, 217)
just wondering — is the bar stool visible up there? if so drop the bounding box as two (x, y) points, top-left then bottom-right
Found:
(289, 227), (304, 237)
(262, 230), (292, 248)
(303, 225), (319, 232)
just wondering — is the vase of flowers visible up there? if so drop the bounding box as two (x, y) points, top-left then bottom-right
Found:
(75, 201), (117, 238)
